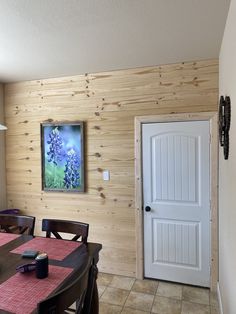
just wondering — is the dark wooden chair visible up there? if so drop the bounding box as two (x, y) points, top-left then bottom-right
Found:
(42, 219), (89, 244)
(37, 257), (91, 314)
(0, 214), (35, 236)
(0, 209), (20, 215)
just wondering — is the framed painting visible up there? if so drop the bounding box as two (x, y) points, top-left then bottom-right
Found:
(41, 122), (84, 192)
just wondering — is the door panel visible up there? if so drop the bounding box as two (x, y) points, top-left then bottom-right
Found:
(152, 134), (198, 204)
(142, 121), (210, 287)
(152, 219), (199, 267)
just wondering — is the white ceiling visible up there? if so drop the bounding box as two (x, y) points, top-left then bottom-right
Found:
(0, 0), (230, 83)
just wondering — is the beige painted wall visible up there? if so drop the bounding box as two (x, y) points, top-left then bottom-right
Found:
(0, 84), (6, 210)
(219, 0), (236, 312)
(4, 59), (218, 276)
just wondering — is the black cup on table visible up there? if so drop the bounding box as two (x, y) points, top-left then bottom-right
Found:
(35, 252), (48, 279)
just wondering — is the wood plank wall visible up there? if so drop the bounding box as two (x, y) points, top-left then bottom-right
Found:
(0, 84), (6, 210)
(4, 59), (218, 277)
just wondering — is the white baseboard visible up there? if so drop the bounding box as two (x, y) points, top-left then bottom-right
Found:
(217, 282), (224, 314)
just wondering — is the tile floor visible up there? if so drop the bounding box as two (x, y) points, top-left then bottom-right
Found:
(97, 273), (219, 314)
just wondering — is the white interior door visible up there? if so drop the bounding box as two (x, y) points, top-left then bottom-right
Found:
(142, 121), (210, 287)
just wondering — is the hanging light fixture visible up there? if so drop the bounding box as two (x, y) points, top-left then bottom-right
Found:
(0, 124), (7, 130)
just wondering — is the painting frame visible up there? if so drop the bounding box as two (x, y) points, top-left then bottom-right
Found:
(41, 121), (85, 193)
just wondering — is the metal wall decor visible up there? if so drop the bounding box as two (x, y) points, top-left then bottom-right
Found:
(219, 95), (231, 160)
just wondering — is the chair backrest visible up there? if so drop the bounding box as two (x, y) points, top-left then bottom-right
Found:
(37, 257), (91, 314)
(0, 209), (20, 215)
(42, 219), (89, 244)
(0, 214), (35, 236)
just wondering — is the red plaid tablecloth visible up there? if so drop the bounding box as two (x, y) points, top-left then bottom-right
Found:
(0, 233), (20, 247)
(11, 237), (82, 261)
(0, 265), (73, 314)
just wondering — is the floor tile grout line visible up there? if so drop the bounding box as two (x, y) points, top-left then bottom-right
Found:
(97, 272), (216, 313)
(182, 299), (211, 307)
(181, 287), (185, 313)
(149, 279), (159, 314)
(98, 285), (107, 300)
(98, 280), (132, 311)
(121, 289), (131, 313)
(149, 291), (156, 314)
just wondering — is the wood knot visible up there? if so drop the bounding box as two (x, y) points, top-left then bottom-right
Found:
(100, 193), (106, 199)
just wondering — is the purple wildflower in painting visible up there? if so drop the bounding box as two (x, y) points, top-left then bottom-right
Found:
(47, 127), (63, 165)
(42, 123), (84, 191)
(64, 148), (80, 189)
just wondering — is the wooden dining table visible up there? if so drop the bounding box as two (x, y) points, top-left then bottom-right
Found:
(0, 233), (102, 314)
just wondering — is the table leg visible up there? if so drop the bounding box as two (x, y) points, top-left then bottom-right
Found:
(90, 280), (99, 314)
(83, 264), (98, 314)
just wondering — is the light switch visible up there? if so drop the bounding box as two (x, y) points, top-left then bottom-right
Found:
(103, 170), (110, 181)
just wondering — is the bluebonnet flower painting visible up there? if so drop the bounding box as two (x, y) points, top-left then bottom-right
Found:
(41, 122), (84, 192)
(47, 127), (63, 166)
(64, 148), (80, 189)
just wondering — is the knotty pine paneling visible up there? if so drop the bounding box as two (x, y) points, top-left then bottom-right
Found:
(0, 85), (6, 210)
(4, 59), (218, 277)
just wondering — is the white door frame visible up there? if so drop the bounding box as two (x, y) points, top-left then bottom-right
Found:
(135, 112), (218, 290)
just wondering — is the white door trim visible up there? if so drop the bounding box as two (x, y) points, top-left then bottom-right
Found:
(135, 112), (218, 290)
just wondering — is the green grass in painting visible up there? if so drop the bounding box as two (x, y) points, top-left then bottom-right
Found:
(45, 161), (64, 189)
(44, 161), (82, 190)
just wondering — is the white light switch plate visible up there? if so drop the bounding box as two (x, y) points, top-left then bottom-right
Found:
(103, 170), (110, 181)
